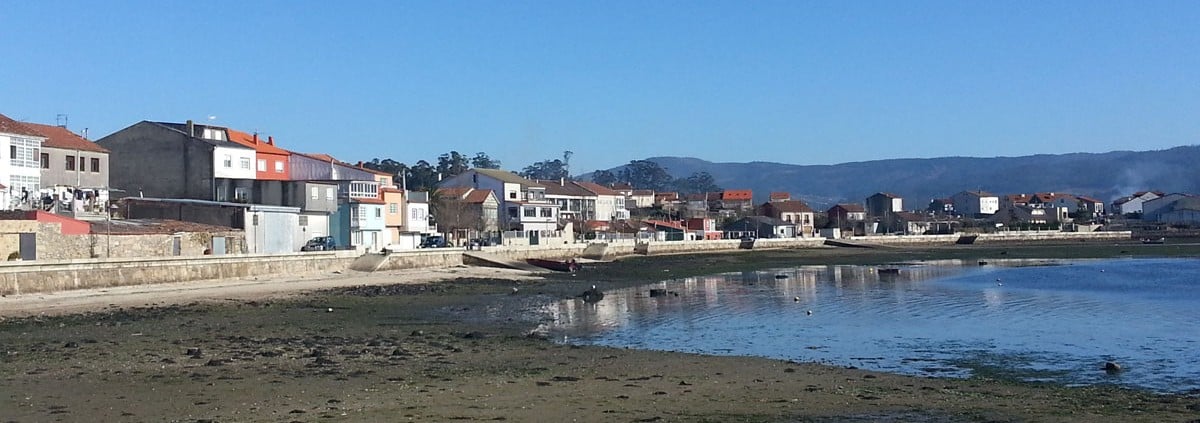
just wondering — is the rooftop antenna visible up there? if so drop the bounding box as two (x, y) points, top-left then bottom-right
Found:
(56, 114), (68, 128)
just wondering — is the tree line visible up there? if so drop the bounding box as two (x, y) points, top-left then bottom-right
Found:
(362, 152), (721, 195)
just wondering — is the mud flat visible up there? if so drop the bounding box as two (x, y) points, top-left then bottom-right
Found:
(2, 243), (1199, 422)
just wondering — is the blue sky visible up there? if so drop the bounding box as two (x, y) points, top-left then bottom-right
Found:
(3, 1), (1197, 175)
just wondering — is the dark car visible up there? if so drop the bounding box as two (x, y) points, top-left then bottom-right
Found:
(301, 236), (338, 251)
(420, 235), (448, 248)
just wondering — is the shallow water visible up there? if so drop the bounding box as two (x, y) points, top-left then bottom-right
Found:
(544, 258), (1200, 393)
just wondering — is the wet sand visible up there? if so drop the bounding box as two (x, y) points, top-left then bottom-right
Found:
(3, 243), (1200, 422)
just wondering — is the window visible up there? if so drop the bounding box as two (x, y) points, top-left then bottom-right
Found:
(299, 215), (309, 226)
(10, 137), (40, 168)
(274, 161), (284, 173)
(524, 207), (536, 217)
(202, 128), (226, 141)
(509, 191), (517, 199)
(10, 175), (39, 198)
(40, 153), (49, 169)
(239, 157), (251, 170)
(389, 203), (398, 214)
(79, 156), (85, 170)
(90, 158), (100, 172)
(234, 187), (248, 201)
(223, 155), (232, 168)
(310, 186), (319, 200)
(348, 181), (379, 198)
(326, 187), (335, 199)
(257, 159), (266, 172)
(375, 208), (381, 218)
(540, 208), (553, 218)
(66, 155), (76, 171)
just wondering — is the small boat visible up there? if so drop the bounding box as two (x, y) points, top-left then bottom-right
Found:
(526, 258), (580, 272)
(1140, 237), (1166, 245)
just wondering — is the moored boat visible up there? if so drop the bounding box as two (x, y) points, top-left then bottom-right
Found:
(526, 258), (580, 272)
(1141, 237), (1166, 244)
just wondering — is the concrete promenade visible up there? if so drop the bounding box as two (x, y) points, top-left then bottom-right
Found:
(0, 231), (1132, 296)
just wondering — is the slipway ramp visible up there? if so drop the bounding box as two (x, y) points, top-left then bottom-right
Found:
(463, 252), (546, 272)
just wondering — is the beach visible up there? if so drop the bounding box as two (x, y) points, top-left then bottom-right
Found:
(2, 243), (1199, 422)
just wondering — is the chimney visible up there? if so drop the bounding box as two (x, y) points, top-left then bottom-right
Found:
(252, 133), (259, 144)
(186, 120), (195, 137)
(267, 136), (274, 145)
(560, 177), (565, 186)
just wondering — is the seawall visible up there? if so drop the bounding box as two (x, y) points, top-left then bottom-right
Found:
(0, 231), (1132, 296)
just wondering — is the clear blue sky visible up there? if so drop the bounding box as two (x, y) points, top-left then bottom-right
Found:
(3, 1), (1197, 175)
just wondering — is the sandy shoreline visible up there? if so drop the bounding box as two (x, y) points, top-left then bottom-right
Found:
(3, 244), (1200, 422)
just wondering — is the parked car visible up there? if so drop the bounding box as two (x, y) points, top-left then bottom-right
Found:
(420, 235), (448, 248)
(301, 236), (338, 251)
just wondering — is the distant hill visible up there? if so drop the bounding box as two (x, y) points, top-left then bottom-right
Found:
(593, 146), (1200, 210)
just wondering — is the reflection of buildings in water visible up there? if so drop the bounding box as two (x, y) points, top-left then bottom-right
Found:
(547, 262), (976, 337)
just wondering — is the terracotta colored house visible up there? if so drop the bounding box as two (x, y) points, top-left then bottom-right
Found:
(226, 129), (290, 181)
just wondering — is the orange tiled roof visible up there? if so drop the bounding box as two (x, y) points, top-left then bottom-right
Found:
(463, 189), (493, 204)
(0, 113), (44, 137)
(769, 192), (790, 200)
(723, 190), (753, 200)
(226, 129), (291, 155)
(21, 122), (109, 153)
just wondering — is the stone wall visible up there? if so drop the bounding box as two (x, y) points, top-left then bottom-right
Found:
(0, 220), (39, 260)
(0, 251), (357, 295)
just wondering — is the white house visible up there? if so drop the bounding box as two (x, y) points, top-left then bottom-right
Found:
(951, 190), (999, 216)
(573, 181), (630, 221)
(0, 113), (46, 209)
(1112, 191), (1164, 216)
(438, 168), (560, 234)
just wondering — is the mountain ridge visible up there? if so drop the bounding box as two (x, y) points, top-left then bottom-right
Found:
(594, 145), (1200, 210)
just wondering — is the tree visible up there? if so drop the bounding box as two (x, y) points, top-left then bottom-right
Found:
(520, 159), (569, 180)
(405, 160), (440, 191)
(618, 160), (673, 191)
(430, 190), (485, 242)
(436, 151), (470, 178)
(471, 152), (501, 169)
(591, 169), (617, 186)
(673, 171), (721, 195)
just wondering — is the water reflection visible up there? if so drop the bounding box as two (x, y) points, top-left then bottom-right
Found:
(543, 258), (1200, 393)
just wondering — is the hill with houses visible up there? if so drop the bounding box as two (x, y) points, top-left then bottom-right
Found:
(608, 145), (1200, 209)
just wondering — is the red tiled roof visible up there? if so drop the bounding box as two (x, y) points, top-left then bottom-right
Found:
(21, 122), (109, 153)
(1076, 195), (1103, 203)
(0, 113), (44, 137)
(769, 192), (790, 200)
(226, 129), (291, 155)
(307, 153), (337, 162)
(655, 192), (680, 200)
(463, 189), (493, 204)
(723, 190), (753, 200)
(572, 181), (621, 196)
(643, 219), (685, 230)
(632, 189), (654, 196)
(768, 200), (813, 213)
(352, 197), (386, 205)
